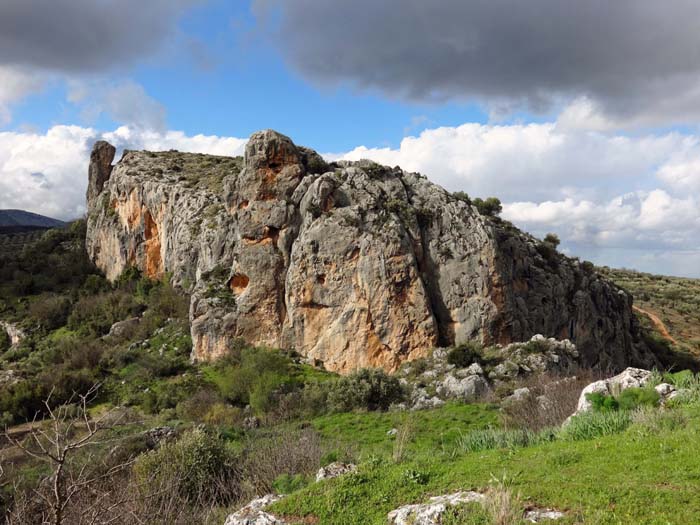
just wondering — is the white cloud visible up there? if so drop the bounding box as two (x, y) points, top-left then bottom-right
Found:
(68, 79), (168, 131)
(0, 125), (246, 221)
(336, 122), (700, 277)
(2, 119), (700, 277)
(336, 123), (690, 203)
(0, 66), (45, 124)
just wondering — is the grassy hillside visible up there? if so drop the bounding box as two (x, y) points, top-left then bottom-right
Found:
(603, 267), (700, 354)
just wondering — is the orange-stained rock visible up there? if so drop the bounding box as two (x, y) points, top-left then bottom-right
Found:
(86, 130), (656, 374)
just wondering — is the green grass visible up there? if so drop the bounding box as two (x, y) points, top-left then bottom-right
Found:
(271, 404), (700, 524)
(310, 402), (498, 458)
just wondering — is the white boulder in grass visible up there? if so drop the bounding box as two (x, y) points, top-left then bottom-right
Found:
(388, 491), (485, 525)
(224, 494), (285, 525)
(573, 367), (652, 416)
(315, 462), (357, 482)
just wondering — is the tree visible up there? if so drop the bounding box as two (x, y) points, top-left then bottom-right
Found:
(3, 385), (133, 525)
(543, 233), (560, 249)
(473, 197), (502, 217)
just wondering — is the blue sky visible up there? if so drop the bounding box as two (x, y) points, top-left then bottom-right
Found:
(6, 0), (491, 151)
(1, 0), (700, 277)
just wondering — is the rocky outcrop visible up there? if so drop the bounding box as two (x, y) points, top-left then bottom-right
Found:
(86, 129), (654, 373)
(0, 321), (26, 347)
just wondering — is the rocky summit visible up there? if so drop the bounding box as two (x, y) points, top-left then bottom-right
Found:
(86, 129), (654, 373)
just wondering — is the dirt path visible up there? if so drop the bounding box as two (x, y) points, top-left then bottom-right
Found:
(633, 305), (679, 346)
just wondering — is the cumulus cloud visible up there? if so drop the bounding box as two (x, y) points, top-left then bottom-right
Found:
(332, 121), (700, 276)
(68, 80), (168, 131)
(0, 0), (199, 73)
(334, 123), (691, 203)
(0, 126), (246, 221)
(1, 119), (699, 276)
(255, 0), (700, 126)
(0, 66), (46, 125)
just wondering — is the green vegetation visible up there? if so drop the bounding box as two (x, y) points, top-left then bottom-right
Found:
(4, 222), (700, 524)
(472, 196), (502, 216)
(603, 267), (700, 354)
(446, 342), (482, 368)
(140, 150), (243, 193)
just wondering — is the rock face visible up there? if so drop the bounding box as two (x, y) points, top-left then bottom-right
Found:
(86, 129), (654, 373)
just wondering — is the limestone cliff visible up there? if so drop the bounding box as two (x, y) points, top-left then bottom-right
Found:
(86, 130), (654, 373)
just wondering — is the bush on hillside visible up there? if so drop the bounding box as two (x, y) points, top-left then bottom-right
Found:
(327, 368), (406, 412)
(617, 387), (660, 410)
(133, 428), (241, 505)
(473, 197), (502, 217)
(447, 342), (482, 368)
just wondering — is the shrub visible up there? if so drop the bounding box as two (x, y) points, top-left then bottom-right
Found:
(242, 428), (323, 495)
(203, 403), (244, 427)
(0, 329), (10, 353)
(502, 374), (592, 431)
(214, 346), (296, 410)
(176, 389), (224, 422)
(631, 406), (687, 436)
(453, 191), (471, 204)
(327, 368), (406, 412)
(447, 342), (482, 368)
(617, 387), (660, 410)
(133, 428), (241, 505)
(29, 294), (72, 330)
(272, 473), (309, 494)
(67, 290), (141, 336)
(586, 392), (619, 412)
(543, 233), (561, 248)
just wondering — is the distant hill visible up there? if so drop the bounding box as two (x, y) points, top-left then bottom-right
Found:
(0, 209), (66, 234)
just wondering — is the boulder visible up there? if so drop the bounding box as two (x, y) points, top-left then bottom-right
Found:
(387, 492), (485, 525)
(436, 374), (488, 401)
(572, 367), (653, 416)
(107, 317), (140, 339)
(224, 495), (285, 525)
(315, 462), (357, 482)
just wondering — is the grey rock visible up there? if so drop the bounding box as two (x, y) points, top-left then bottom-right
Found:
(0, 321), (26, 347)
(0, 369), (19, 386)
(143, 426), (175, 448)
(315, 462), (357, 482)
(243, 416), (261, 429)
(655, 382), (676, 398)
(436, 374), (488, 401)
(107, 317), (140, 339)
(510, 387), (531, 402)
(86, 130), (655, 374)
(388, 492), (485, 525)
(524, 508), (566, 522)
(224, 494), (285, 525)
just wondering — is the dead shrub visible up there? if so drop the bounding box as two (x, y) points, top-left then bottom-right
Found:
(501, 370), (601, 431)
(241, 427), (323, 496)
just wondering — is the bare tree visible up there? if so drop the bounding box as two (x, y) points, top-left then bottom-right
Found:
(3, 385), (134, 525)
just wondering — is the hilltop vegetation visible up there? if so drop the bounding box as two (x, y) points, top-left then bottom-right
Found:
(603, 267), (700, 354)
